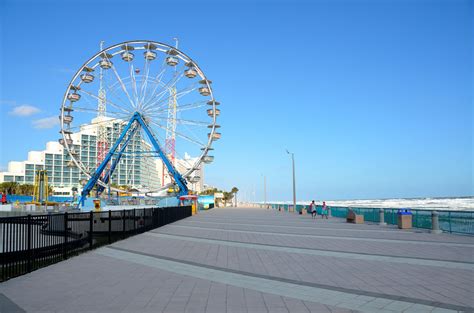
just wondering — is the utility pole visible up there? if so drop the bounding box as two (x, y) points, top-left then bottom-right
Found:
(286, 150), (296, 212)
(260, 174), (267, 208)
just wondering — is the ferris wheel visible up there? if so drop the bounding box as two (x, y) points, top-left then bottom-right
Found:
(59, 40), (220, 205)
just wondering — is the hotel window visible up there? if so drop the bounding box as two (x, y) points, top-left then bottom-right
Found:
(4, 176), (13, 182)
(15, 176), (24, 182)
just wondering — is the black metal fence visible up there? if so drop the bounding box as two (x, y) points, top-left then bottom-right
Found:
(0, 206), (191, 282)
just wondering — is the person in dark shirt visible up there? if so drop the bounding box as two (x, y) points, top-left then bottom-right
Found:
(310, 200), (317, 219)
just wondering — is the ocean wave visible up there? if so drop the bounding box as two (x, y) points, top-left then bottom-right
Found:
(272, 197), (474, 211)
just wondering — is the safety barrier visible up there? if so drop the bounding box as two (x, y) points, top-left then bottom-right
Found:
(0, 206), (192, 282)
(265, 204), (474, 235)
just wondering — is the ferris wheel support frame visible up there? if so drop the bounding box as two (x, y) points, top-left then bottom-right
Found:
(78, 111), (189, 208)
(96, 124), (139, 195)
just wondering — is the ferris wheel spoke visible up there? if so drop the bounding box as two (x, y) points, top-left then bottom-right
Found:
(176, 86), (198, 99)
(141, 71), (184, 112)
(78, 89), (132, 115)
(109, 63), (136, 109)
(75, 88), (102, 112)
(175, 118), (209, 127)
(129, 61), (140, 106)
(146, 127), (196, 171)
(141, 73), (164, 110)
(174, 100), (208, 113)
(143, 83), (199, 114)
(141, 60), (167, 108)
(102, 71), (137, 110)
(146, 115), (209, 127)
(144, 99), (207, 116)
(144, 57), (171, 98)
(150, 121), (205, 147)
(65, 116), (128, 132)
(72, 106), (130, 118)
(138, 57), (151, 108)
(180, 122), (208, 148)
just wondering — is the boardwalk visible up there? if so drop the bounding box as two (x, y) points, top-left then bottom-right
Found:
(0, 207), (473, 313)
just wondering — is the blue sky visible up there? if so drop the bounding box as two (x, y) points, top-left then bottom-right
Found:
(0, 0), (472, 201)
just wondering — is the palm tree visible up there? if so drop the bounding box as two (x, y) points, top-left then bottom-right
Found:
(18, 184), (34, 195)
(231, 187), (239, 207)
(0, 182), (19, 195)
(223, 191), (233, 207)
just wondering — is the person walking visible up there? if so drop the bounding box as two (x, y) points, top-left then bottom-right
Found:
(322, 201), (329, 219)
(310, 200), (317, 219)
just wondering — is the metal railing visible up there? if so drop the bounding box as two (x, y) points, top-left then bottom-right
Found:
(265, 204), (474, 235)
(0, 206), (192, 282)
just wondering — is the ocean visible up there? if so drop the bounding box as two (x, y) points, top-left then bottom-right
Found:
(276, 197), (474, 211)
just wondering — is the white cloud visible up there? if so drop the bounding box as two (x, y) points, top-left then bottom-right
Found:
(10, 105), (41, 116)
(32, 116), (59, 129)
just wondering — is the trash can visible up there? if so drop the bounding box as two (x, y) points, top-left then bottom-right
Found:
(397, 209), (412, 229)
(93, 199), (101, 212)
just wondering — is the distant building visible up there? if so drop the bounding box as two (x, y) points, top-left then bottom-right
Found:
(0, 117), (204, 196)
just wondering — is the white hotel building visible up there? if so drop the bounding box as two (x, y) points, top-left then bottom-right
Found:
(0, 118), (203, 196)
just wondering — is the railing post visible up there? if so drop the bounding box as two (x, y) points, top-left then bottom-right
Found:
(449, 211), (452, 233)
(108, 210), (112, 244)
(133, 209), (136, 234)
(27, 214), (32, 272)
(63, 212), (68, 260)
(89, 211), (93, 249)
(122, 210), (126, 237)
(431, 210), (442, 234)
(379, 208), (386, 226)
(1, 218), (4, 281)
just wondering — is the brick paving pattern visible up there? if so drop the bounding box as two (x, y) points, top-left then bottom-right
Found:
(0, 207), (473, 312)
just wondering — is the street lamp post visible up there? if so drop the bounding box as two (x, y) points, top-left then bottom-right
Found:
(263, 175), (267, 209)
(262, 174), (267, 209)
(286, 150), (296, 213)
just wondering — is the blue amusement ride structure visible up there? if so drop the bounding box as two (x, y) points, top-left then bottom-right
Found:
(58, 40), (221, 208)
